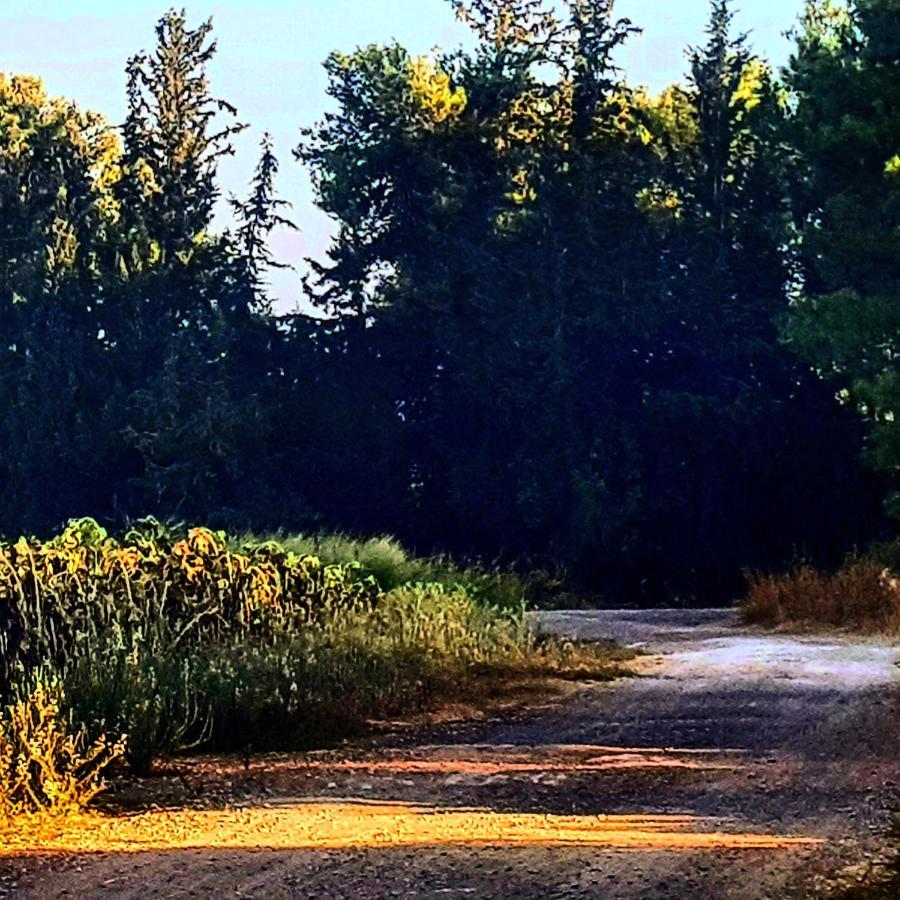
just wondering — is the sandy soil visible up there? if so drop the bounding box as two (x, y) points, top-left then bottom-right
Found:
(2, 609), (898, 899)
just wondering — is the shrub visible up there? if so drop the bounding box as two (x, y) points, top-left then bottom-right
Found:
(741, 561), (900, 633)
(0, 519), (376, 686)
(195, 583), (530, 751)
(866, 539), (900, 574)
(64, 647), (209, 773)
(0, 680), (124, 819)
(234, 531), (418, 591)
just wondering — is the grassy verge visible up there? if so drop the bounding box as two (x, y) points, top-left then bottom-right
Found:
(0, 518), (630, 821)
(230, 530), (573, 611)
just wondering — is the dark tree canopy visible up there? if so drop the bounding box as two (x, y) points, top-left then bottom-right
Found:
(0, 1), (892, 604)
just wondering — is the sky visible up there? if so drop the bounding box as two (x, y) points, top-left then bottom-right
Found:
(0, 1), (804, 310)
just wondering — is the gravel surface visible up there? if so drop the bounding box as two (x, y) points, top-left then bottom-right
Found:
(3, 609), (898, 899)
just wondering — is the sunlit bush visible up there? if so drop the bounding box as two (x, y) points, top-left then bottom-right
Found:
(0, 680), (124, 819)
(0, 517), (376, 681)
(0, 519), (377, 768)
(234, 530), (537, 610)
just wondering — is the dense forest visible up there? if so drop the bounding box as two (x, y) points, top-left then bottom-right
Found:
(0, 0), (897, 604)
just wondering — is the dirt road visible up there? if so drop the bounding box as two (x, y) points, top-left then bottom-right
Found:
(4, 609), (899, 899)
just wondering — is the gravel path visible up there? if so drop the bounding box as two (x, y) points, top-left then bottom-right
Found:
(4, 610), (899, 899)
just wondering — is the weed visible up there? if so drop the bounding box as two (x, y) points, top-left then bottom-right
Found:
(0, 520), (615, 772)
(741, 561), (900, 634)
(0, 679), (124, 819)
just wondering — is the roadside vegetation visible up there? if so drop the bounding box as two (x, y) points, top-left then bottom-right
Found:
(0, 518), (631, 823)
(740, 541), (900, 635)
(741, 561), (900, 635)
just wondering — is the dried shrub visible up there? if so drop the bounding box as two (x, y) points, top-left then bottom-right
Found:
(0, 680), (124, 820)
(741, 561), (900, 634)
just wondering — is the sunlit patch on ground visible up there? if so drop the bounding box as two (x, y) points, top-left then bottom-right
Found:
(0, 801), (822, 856)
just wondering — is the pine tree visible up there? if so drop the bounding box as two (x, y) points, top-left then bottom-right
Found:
(230, 133), (297, 315)
(119, 10), (246, 263)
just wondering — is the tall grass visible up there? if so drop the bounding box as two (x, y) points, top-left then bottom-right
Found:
(741, 560), (900, 634)
(232, 530), (537, 610)
(242, 533), (415, 589)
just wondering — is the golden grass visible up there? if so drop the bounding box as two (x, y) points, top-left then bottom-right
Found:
(0, 681), (124, 819)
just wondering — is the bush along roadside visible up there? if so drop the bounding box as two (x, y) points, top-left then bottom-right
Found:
(740, 557), (900, 635)
(0, 518), (629, 808)
(740, 549), (900, 900)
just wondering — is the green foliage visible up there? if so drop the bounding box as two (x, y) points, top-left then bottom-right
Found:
(0, 10), (305, 539)
(198, 582), (531, 750)
(0, 0), (893, 608)
(233, 531), (536, 610)
(784, 0), (900, 514)
(0, 518), (377, 768)
(117, 9), (246, 269)
(238, 532), (416, 588)
(296, 0), (883, 602)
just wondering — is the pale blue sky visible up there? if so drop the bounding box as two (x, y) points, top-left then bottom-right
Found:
(0, 1), (803, 309)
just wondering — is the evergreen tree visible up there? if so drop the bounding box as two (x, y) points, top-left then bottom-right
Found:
(0, 0), (887, 603)
(785, 0), (900, 517)
(298, 0), (883, 599)
(629, 0), (880, 597)
(0, 74), (129, 531)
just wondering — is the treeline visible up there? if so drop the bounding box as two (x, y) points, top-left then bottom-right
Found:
(0, 0), (896, 604)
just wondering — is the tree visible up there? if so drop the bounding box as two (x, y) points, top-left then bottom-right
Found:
(0, 73), (130, 532)
(0, 0), (885, 603)
(0, 12), (300, 533)
(785, 0), (900, 516)
(298, 0), (884, 600)
(111, 11), (281, 521)
(118, 10), (245, 269)
(297, 0), (676, 584)
(230, 133), (297, 315)
(623, 0), (884, 597)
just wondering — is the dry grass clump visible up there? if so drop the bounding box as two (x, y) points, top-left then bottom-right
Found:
(478, 637), (636, 682)
(741, 561), (900, 634)
(0, 681), (124, 821)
